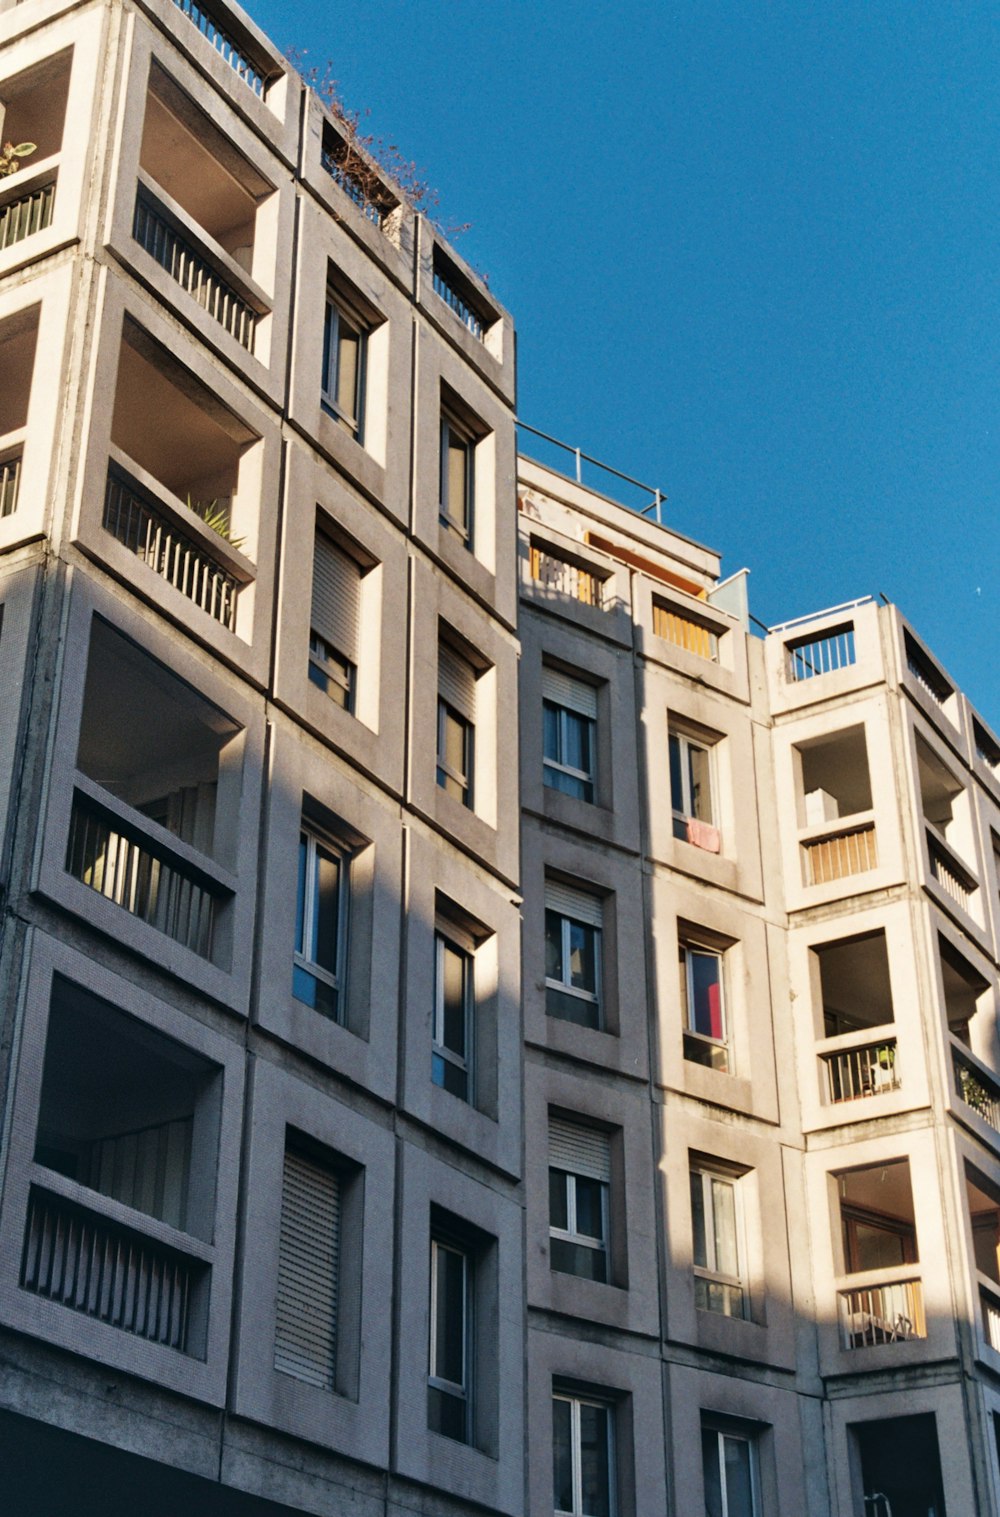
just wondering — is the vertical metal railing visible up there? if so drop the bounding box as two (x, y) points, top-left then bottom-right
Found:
(838, 1279), (925, 1348)
(133, 191), (257, 350)
(170, 0), (268, 94)
(953, 1051), (1000, 1133)
(0, 179), (55, 252)
(432, 266), (486, 340)
(0, 453), (21, 517)
(822, 1038), (899, 1103)
(927, 834), (973, 913)
(320, 147), (391, 226)
(803, 824), (878, 885)
(103, 468), (240, 630)
(786, 623), (856, 682)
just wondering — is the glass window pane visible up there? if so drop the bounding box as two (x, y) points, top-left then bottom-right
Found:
(574, 1176), (605, 1242)
(568, 921), (597, 993)
(722, 1434), (755, 1517)
(690, 1170), (708, 1268)
(549, 1169), (569, 1231)
(336, 323), (360, 423)
(443, 709), (467, 778)
(702, 1428), (725, 1517)
(690, 743), (711, 821)
(711, 1177), (739, 1277)
(553, 1398), (574, 1513)
(545, 911), (564, 981)
(448, 432), (469, 527)
(311, 843), (341, 973)
(295, 833), (308, 956)
(322, 303), (336, 395)
(543, 702), (561, 762)
(669, 732), (683, 812)
(440, 941), (467, 1057)
(578, 1401), (611, 1517)
(562, 711), (590, 774)
(433, 1245), (466, 1387)
(690, 951), (723, 1039)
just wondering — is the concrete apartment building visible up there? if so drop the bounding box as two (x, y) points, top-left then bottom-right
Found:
(0, 1), (999, 1515)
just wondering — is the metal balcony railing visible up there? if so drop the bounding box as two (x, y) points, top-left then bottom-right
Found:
(982, 1286), (1000, 1352)
(133, 191), (258, 351)
(103, 468), (240, 630)
(822, 1038), (899, 1104)
(803, 822), (878, 886)
(927, 832), (975, 913)
(0, 453), (21, 517)
(170, 0), (268, 95)
(321, 146), (393, 227)
(0, 178), (55, 252)
(652, 602), (718, 661)
(838, 1278), (925, 1348)
(953, 1051), (1000, 1133)
(66, 795), (217, 958)
(529, 544), (605, 607)
(20, 1187), (200, 1353)
(905, 631), (952, 707)
(786, 622), (856, 682)
(432, 266), (486, 340)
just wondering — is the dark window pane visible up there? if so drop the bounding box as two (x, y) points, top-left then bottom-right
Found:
(579, 1401), (611, 1517)
(549, 1169), (569, 1231)
(552, 1398), (574, 1514)
(669, 731), (683, 812)
(702, 1428), (724, 1517)
(722, 1435), (754, 1517)
(574, 1175), (605, 1242)
(689, 951), (723, 1039)
(545, 911), (564, 981)
(568, 921), (597, 993)
(433, 1245), (466, 1387)
(546, 985), (602, 1029)
(551, 1236), (607, 1282)
(543, 702), (560, 761)
(432, 1050), (469, 1100)
(690, 1170), (707, 1268)
(440, 942), (467, 1058)
(292, 965), (338, 1020)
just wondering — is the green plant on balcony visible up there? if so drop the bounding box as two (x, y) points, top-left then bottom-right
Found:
(958, 1064), (994, 1121)
(185, 494), (246, 552)
(0, 141), (37, 179)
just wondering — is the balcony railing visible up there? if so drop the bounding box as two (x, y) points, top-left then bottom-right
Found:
(103, 467), (240, 630)
(66, 794), (217, 958)
(786, 622), (856, 682)
(838, 1278), (925, 1348)
(822, 1037), (899, 1104)
(982, 1286), (1000, 1353)
(973, 719), (1000, 773)
(20, 1186), (201, 1353)
(133, 191), (257, 351)
(803, 822), (878, 886)
(0, 177), (55, 252)
(529, 544), (605, 607)
(321, 145), (394, 227)
(927, 832), (976, 914)
(652, 602), (718, 661)
(905, 631), (952, 707)
(0, 453), (21, 517)
(953, 1051), (1000, 1133)
(433, 266), (486, 340)
(171, 0), (268, 95)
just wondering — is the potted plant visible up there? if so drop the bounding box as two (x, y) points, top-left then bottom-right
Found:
(0, 142), (37, 179)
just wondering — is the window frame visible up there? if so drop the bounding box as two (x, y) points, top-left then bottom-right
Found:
(689, 1162), (747, 1319)
(679, 938), (729, 1072)
(552, 1389), (616, 1517)
(669, 725), (716, 840)
(433, 923), (475, 1102)
(293, 822), (350, 1023)
(428, 1233), (473, 1445)
(308, 529), (363, 714)
(437, 697), (474, 807)
(548, 1123), (610, 1285)
(701, 1421), (761, 1517)
(545, 903), (603, 1029)
(543, 699), (596, 803)
(439, 406), (476, 546)
(321, 289), (368, 441)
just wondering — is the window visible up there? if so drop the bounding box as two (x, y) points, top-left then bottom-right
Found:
(439, 407), (475, 543)
(309, 531), (361, 711)
(433, 927), (473, 1101)
(543, 667), (597, 802)
(553, 1391), (615, 1517)
(701, 1422), (759, 1517)
(669, 725), (719, 849)
(429, 1235), (472, 1443)
(274, 1141), (340, 1390)
(679, 938), (728, 1072)
(321, 290), (366, 440)
(549, 1118), (610, 1283)
(293, 823), (348, 1020)
(545, 881), (603, 1029)
(690, 1164), (745, 1318)
(437, 641), (476, 807)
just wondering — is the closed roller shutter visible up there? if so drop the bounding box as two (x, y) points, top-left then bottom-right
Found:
(274, 1146), (340, 1390)
(312, 533), (361, 663)
(439, 642), (476, 720)
(542, 666), (597, 720)
(545, 879), (603, 928)
(549, 1117), (611, 1181)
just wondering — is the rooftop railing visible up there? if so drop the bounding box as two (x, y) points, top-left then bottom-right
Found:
(821, 1037), (899, 1104)
(953, 1050), (1000, 1134)
(927, 832), (976, 915)
(786, 622), (856, 682)
(20, 1185), (202, 1354)
(0, 453), (21, 518)
(170, 0), (268, 95)
(103, 466), (241, 630)
(321, 145), (393, 227)
(0, 177), (54, 252)
(905, 631), (952, 708)
(803, 821), (877, 886)
(66, 793), (218, 958)
(432, 265), (486, 340)
(133, 190), (258, 351)
(838, 1278), (925, 1349)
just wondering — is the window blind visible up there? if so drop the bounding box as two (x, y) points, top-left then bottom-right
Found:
(545, 879), (603, 928)
(549, 1117), (611, 1182)
(274, 1146), (340, 1391)
(542, 666), (598, 720)
(439, 643), (476, 721)
(312, 534), (360, 662)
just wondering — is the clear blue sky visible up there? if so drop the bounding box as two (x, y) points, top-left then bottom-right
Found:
(252, 0), (1000, 726)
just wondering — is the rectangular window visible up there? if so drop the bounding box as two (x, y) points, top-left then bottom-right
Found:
(553, 1391), (615, 1517)
(321, 292), (367, 440)
(437, 641), (476, 807)
(543, 667), (597, 803)
(433, 928), (473, 1101)
(439, 408), (475, 543)
(274, 1142), (339, 1390)
(669, 726), (719, 849)
(429, 1235), (472, 1444)
(293, 824), (348, 1021)
(309, 531), (361, 711)
(679, 940), (728, 1071)
(545, 881), (603, 1029)
(701, 1422), (759, 1517)
(549, 1117), (610, 1283)
(690, 1165), (745, 1318)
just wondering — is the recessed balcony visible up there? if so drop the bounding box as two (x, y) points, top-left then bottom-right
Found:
(821, 1035), (899, 1104)
(953, 1049), (1000, 1134)
(0, 47), (70, 257)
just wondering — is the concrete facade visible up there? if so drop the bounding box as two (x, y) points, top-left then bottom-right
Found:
(0, 1), (999, 1515)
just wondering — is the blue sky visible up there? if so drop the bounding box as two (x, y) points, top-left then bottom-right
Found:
(252, 0), (1000, 725)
